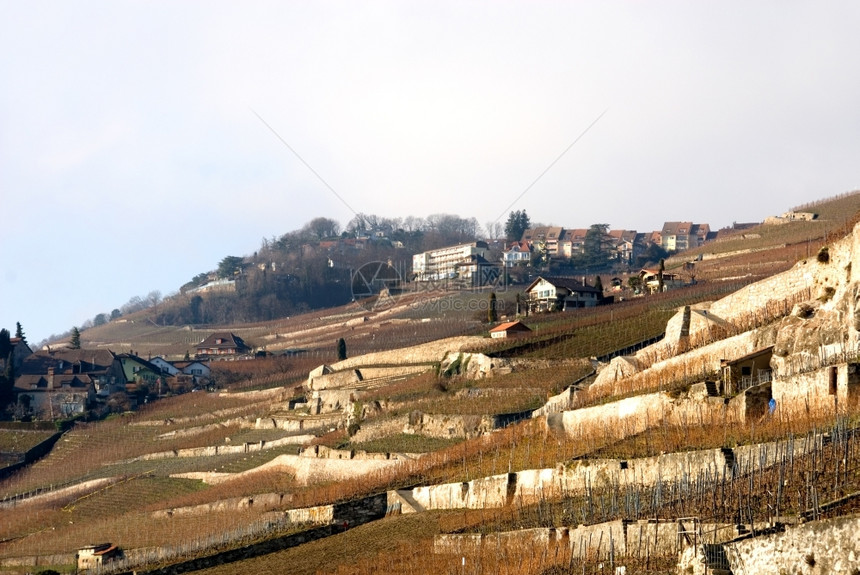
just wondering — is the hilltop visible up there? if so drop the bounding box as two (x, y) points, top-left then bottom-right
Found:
(2, 191), (860, 575)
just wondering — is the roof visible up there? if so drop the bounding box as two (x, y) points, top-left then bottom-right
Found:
(524, 276), (602, 294)
(196, 332), (248, 351)
(15, 373), (94, 391)
(18, 349), (116, 377)
(489, 320), (532, 333)
(521, 226), (564, 242)
(506, 241), (531, 252)
(607, 229), (635, 240)
(561, 228), (588, 242)
(662, 221), (693, 235)
(173, 360), (208, 369)
(723, 346), (775, 366)
(116, 354), (165, 374)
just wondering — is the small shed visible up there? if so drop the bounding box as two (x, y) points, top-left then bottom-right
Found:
(489, 321), (532, 339)
(77, 542), (122, 572)
(721, 346), (774, 395)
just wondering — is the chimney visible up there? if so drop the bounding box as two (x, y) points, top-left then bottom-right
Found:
(47, 368), (55, 389)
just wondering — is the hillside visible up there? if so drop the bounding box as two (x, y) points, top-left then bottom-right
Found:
(2, 191), (860, 575)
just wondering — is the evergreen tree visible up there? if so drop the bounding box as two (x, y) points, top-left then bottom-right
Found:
(504, 210), (531, 242)
(336, 338), (347, 361)
(594, 275), (603, 292)
(657, 259), (665, 293)
(14, 322), (26, 345)
(0, 329), (14, 409)
(488, 292), (498, 323)
(70, 327), (81, 350)
(578, 224), (612, 269)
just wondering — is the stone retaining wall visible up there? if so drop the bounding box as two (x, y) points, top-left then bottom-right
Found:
(727, 515), (860, 575)
(411, 437), (816, 512)
(433, 519), (738, 559)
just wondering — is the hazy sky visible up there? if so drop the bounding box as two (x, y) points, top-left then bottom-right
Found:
(2, 1), (860, 343)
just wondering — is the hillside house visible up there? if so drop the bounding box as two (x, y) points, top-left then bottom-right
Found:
(0, 337), (32, 375)
(196, 332), (250, 357)
(502, 241), (532, 267)
(117, 354), (167, 390)
(13, 349), (126, 419)
(607, 230), (640, 265)
(77, 543), (122, 572)
(524, 276), (602, 313)
(558, 229), (587, 259)
(149, 356), (181, 376)
(173, 360), (211, 378)
(661, 222), (711, 252)
(489, 321), (532, 339)
(521, 227), (564, 257)
(14, 371), (95, 419)
(639, 268), (683, 293)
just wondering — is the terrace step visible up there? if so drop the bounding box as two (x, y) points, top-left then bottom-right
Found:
(721, 448), (737, 478)
(703, 543), (733, 574)
(705, 380), (720, 397)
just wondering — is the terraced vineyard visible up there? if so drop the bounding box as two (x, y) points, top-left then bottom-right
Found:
(3, 192), (860, 574)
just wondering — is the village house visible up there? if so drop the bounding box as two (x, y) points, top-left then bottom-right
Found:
(521, 226), (564, 257)
(557, 228), (587, 259)
(607, 229), (640, 265)
(660, 222), (712, 253)
(502, 241), (532, 267)
(639, 268), (684, 294)
(13, 349), (126, 419)
(148, 356), (181, 376)
(173, 360), (212, 384)
(0, 337), (32, 376)
(524, 276), (603, 313)
(116, 353), (170, 396)
(195, 332), (250, 358)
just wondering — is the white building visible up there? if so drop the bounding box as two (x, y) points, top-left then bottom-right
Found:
(412, 242), (489, 280)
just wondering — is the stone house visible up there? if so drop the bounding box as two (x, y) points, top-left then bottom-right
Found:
(77, 542), (122, 572)
(13, 349), (126, 419)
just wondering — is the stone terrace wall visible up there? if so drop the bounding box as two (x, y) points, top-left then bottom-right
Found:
(550, 391), (743, 443)
(320, 336), (486, 372)
(728, 515), (860, 575)
(433, 520), (738, 559)
(592, 330), (761, 395)
(411, 436), (818, 512)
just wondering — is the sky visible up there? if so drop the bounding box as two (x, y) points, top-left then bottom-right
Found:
(2, 1), (860, 344)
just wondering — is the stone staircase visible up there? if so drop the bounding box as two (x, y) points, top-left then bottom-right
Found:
(702, 543), (733, 574)
(705, 380), (720, 397)
(721, 447), (737, 478)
